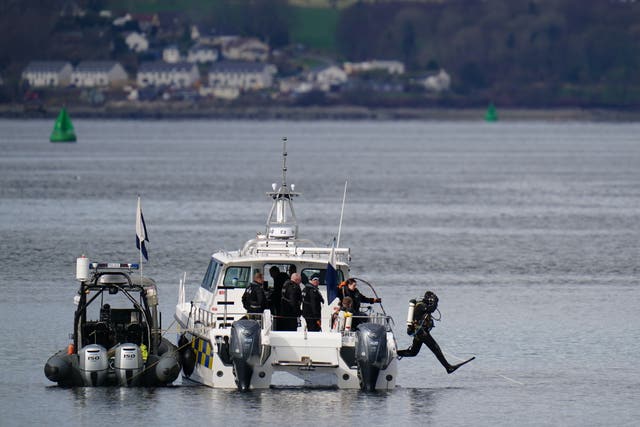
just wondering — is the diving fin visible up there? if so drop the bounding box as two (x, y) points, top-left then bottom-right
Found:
(446, 356), (475, 374)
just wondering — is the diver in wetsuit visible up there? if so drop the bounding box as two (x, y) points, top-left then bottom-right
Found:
(397, 291), (475, 374)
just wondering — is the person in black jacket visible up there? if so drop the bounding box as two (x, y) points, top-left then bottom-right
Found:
(397, 290), (474, 374)
(269, 266), (289, 329)
(302, 276), (325, 331)
(242, 272), (267, 319)
(279, 272), (302, 331)
(339, 278), (381, 313)
(339, 278), (380, 329)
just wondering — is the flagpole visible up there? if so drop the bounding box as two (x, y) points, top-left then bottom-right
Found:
(138, 195), (143, 278)
(337, 179), (348, 248)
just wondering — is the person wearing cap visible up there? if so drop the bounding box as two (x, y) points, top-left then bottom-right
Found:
(302, 275), (325, 332)
(397, 290), (475, 374)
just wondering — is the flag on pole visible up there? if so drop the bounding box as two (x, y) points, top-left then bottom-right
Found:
(326, 238), (338, 304)
(136, 196), (149, 261)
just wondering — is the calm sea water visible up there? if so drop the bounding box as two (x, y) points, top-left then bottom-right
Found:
(1, 119), (639, 426)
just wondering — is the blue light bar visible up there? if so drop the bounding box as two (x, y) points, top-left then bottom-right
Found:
(90, 263), (140, 270)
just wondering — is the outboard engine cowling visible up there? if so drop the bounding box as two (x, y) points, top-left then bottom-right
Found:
(355, 323), (389, 391)
(229, 319), (262, 391)
(78, 344), (109, 386)
(113, 344), (143, 386)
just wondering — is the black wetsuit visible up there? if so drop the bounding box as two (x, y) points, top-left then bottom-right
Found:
(302, 283), (325, 332)
(280, 279), (302, 331)
(397, 299), (473, 374)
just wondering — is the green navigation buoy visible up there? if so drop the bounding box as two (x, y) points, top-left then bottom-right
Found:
(485, 102), (498, 122)
(50, 107), (77, 143)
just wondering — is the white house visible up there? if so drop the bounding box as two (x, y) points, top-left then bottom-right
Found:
(343, 60), (405, 75)
(187, 44), (218, 63)
(208, 61), (276, 91)
(421, 69), (451, 92)
(137, 61), (200, 88)
(162, 45), (181, 63)
(71, 61), (128, 88)
(125, 32), (149, 52)
(309, 64), (348, 91)
(21, 61), (73, 87)
(222, 37), (270, 62)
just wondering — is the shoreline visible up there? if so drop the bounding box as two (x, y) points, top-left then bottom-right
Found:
(2, 102), (640, 121)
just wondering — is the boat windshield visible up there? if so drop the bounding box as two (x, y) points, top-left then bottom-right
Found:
(222, 266), (251, 288)
(200, 259), (222, 291)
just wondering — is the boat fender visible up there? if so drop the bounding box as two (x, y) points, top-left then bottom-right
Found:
(67, 343), (75, 355)
(44, 353), (72, 383)
(178, 334), (196, 377)
(155, 351), (181, 385)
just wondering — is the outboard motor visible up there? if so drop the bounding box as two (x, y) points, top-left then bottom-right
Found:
(229, 319), (262, 391)
(355, 323), (389, 391)
(78, 344), (108, 386)
(113, 344), (143, 386)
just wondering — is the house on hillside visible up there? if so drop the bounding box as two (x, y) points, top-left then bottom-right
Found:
(419, 69), (451, 92)
(343, 60), (405, 75)
(162, 45), (181, 63)
(125, 32), (149, 52)
(187, 44), (219, 63)
(137, 61), (200, 88)
(71, 61), (128, 88)
(207, 61), (276, 91)
(308, 64), (348, 91)
(21, 61), (73, 87)
(222, 37), (270, 62)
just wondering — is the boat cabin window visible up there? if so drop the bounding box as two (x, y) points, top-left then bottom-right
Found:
(263, 263), (295, 290)
(301, 268), (344, 285)
(201, 259), (222, 291)
(223, 266), (251, 288)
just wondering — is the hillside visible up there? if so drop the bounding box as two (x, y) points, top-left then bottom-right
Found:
(2, 0), (640, 108)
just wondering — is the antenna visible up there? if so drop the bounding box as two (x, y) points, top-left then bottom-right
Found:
(336, 179), (348, 247)
(281, 137), (287, 189)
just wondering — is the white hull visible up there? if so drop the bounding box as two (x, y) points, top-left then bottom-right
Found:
(175, 309), (397, 389)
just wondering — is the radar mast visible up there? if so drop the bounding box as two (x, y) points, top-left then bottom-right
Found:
(266, 137), (300, 239)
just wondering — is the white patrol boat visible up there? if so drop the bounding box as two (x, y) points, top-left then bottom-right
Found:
(174, 140), (398, 391)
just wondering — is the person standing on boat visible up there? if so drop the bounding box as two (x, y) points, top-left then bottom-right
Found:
(269, 266), (289, 329)
(397, 291), (475, 374)
(340, 278), (380, 311)
(242, 272), (268, 320)
(339, 279), (380, 330)
(302, 276), (325, 332)
(280, 272), (303, 331)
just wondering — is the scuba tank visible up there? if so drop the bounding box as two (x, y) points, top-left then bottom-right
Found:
(406, 300), (416, 326)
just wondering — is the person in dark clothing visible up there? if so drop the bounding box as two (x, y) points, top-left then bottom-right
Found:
(269, 266), (289, 327)
(397, 290), (475, 374)
(339, 278), (380, 329)
(339, 278), (381, 314)
(302, 276), (325, 332)
(279, 272), (302, 331)
(242, 272), (267, 319)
